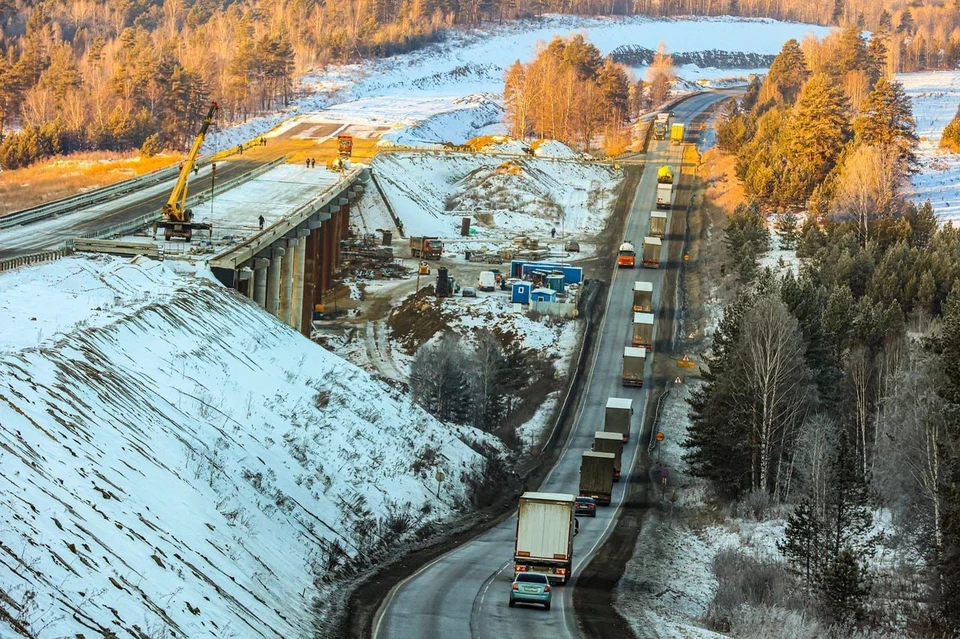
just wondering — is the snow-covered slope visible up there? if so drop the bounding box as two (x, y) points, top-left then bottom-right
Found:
(0, 256), (493, 638)
(371, 151), (620, 237)
(901, 70), (960, 224)
(204, 16), (833, 153)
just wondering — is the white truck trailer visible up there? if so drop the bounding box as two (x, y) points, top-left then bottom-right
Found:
(514, 492), (577, 584)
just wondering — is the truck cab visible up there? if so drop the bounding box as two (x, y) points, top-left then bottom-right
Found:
(618, 241), (636, 268)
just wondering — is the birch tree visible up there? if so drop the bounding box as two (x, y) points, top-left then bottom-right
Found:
(733, 293), (815, 498)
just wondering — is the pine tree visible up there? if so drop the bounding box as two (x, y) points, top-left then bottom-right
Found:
(854, 77), (918, 171)
(781, 75), (852, 206)
(836, 25), (867, 76)
(780, 496), (821, 584)
(823, 430), (878, 559)
(819, 547), (871, 625)
(775, 210), (800, 249)
(759, 39), (809, 108)
(898, 7), (916, 35)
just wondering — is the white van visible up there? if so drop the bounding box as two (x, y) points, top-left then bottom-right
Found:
(478, 271), (497, 292)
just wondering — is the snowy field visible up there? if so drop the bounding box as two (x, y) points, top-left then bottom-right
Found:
(901, 71), (960, 224)
(370, 150), (621, 239)
(205, 16), (833, 154)
(0, 255), (500, 637)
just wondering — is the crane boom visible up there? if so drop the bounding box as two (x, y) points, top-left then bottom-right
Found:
(154, 101), (219, 242)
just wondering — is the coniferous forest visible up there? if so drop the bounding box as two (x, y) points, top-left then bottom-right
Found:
(1, 0), (959, 169)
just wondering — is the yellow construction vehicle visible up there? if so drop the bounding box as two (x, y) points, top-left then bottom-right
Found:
(154, 102), (219, 241)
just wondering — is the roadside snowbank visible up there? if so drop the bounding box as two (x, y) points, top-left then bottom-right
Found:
(0, 255), (497, 638)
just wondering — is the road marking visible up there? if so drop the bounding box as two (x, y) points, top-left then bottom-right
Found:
(471, 560), (511, 639)
(372, 552), (450, 639)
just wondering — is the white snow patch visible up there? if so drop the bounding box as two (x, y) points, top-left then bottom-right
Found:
(900, 70), (960, 224)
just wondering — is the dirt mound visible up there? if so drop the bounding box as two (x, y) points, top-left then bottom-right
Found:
(386, 285), (454, 354)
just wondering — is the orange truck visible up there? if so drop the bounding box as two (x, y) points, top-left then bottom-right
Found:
(618, 241), (636, 268)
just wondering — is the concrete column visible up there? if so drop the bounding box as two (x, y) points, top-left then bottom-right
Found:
(246, 267), (256, 300)
(280, 237), (296, 325)
(266, 245), (285, 318)
(253, 257), (269, 309)
(292, 231), (308, 332)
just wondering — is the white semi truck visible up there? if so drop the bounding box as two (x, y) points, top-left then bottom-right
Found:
(514, 492), (577, 585)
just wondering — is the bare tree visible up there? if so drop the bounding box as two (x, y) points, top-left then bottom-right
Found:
(831, 144), (905, 245)
(645, 42), (676, 108)
(876, 355), (948, 571)
(733, 294), (815, 499)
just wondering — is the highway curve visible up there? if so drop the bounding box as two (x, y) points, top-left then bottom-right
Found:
(370, 90), (730, 639)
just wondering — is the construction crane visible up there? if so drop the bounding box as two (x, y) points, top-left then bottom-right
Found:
(153, 101), (219, 242)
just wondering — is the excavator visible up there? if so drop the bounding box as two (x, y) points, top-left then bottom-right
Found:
(153, 101), (219, 242)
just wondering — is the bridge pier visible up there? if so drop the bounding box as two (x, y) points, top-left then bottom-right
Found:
(208, 168), (367, 337)
(266, 244), (285, 318)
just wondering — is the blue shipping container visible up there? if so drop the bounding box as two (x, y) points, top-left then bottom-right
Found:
(530, 287), (558, 302)
(511, 260), (583, 285)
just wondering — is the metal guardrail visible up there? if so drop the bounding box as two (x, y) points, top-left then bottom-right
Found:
(0, 151), (228, 230)
(73, 157), (287, 242)
(0, 246), (74, 273)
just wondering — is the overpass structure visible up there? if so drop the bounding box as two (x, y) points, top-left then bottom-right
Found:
(0, 146), (369, 336)
(205, 165), (369, 335)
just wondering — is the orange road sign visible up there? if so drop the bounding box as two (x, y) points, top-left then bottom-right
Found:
(677, 354), (696, 369)
(656, 431), (665, 442)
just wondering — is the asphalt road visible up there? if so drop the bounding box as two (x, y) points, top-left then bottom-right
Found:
(372, 91), (730, 639)
(0, 158), (262, 260)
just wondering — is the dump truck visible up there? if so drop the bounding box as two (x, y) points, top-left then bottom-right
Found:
(605, 396), (634, 441)
(580, 452), (615, 505)
(650, 210), (667, 237)
(632, 312), (655, 350)
(621, 347), (645, 388)
(671, 122), (685, 144)
(656, 182), (673, 209)
(653, 112), (670, 140)
(514, 492), (576, 584)
(657, 165), (674, 184)
(642, 236), (662, 268)
(594, 432), (625, 482)
(410, 236), (443, 259)
(617, 241), (636, 268)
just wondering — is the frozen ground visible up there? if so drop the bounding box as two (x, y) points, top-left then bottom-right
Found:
(900, 70), (960, 224)
(203, 16), (833, 155)
(0, 255), (500, 638)
(369, 150), (621, 239)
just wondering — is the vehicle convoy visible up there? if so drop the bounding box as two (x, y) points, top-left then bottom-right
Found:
(632, 312), (655, 350)
(650, 210), (667, 237)
(653, 112), (670, 140)
(657, 165), (674, 184)
(621, 346), (646, 387)
(633, 281), (653, 312)
(671, 122), (685, 144)
(642, 237), (662, 268)
(617, 241), (636, 268)
(605, 396), (634, 439)
(154, 102), (219, 242)
(410, 236), (443, 259)
(509, 573), (552, 610)
(514, 492), (576, 584)
(593, 431), (625, 481)
(580, 452), (615, 505)
(656, 181), (673, 209)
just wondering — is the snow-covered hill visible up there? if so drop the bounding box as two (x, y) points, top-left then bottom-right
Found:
(0, 256), (496, 638)
(371, 151), (621, 237)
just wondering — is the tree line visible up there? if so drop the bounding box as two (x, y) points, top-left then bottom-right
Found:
(687, 34), (960, 634)
(503, 34), (641, 153)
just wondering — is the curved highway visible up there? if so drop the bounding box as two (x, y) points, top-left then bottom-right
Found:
(372, 90), (730, 639)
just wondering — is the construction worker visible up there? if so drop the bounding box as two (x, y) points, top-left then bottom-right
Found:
(258, 215), (265, 230)
(551, 227), (556, 238)
(238, 143), (243, 155)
